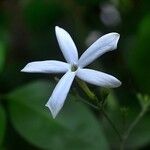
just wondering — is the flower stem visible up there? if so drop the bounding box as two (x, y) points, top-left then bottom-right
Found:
(79, 96), (99, 110)
(120, 108), (147, 150)
(101, 109), (122, 142)
(76, 79), (122, 141)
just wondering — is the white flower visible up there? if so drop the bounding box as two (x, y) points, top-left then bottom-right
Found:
(21, 26), (121, 118)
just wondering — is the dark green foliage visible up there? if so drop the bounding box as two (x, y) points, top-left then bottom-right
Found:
(0, 0), (150, 149)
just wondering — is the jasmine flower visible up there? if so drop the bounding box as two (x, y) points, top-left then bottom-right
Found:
(21, 26), (121, 118)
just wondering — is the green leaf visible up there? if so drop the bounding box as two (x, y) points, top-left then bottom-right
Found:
(0, 106), (6, 146)
(127, 15), (150, 93)
(7, 80), (109, 150)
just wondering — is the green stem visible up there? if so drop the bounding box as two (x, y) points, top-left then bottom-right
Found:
(76, 79), (148, 149)
(76, 79), (122, 141)
(79, 96), (99, 110)
(101, 109), (122, 142)
(120, 108), (147, 150)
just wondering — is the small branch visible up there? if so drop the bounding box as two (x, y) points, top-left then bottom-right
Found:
(81, 99), (122, 142)
(76, 79), (122, 142)
(120, 108), (147, 150)
(101, 109), (122, 142)
(79, 97), (99, 110)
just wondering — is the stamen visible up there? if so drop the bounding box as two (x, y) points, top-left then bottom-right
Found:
(71, 64), (78, 72)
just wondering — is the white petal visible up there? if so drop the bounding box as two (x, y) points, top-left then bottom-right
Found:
(45, 71), (76, 118)
(78, 33), (120, 67)
(21, 60), (70, 73)
(55, 26), (78, 64)
(77, 68), (121, 88)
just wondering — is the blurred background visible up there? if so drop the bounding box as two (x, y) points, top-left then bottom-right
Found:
(0, 0), (150, 149)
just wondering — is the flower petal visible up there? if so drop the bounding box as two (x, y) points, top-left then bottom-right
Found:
(55, 26), (78, 64)
(77, 68), (121, 88)
(45, 71), (76, 118)
(21, 60), (70, 73)
(78, 33), (120, 67)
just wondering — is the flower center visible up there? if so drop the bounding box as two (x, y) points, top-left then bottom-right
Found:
(71, 64), (78, 72)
